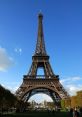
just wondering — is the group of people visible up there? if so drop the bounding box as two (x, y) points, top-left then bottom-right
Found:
(70, 107), (82, 117)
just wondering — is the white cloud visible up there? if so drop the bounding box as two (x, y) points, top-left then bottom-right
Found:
(72, 76), (81, 81)
(14, 48), (22, 55)
(0, 47), (14, 71)
(60, 76), (82, 96)
(60, 76), (81, 84)
(66, 84), (82, 96)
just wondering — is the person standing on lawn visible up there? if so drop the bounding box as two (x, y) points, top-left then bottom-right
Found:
(73, 108), (80, 117)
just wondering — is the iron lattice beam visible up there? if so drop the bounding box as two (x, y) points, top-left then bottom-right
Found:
(16, 13), (70, 105)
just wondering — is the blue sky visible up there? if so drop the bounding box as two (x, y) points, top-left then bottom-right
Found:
(0, 0), (82, 103)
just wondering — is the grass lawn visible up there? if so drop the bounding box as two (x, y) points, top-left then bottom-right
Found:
(0, 111), (72, 117)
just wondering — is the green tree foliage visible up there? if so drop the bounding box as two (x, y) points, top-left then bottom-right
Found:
(0, 85), (17, 110)
(61, 98), (71, 110)
(61, 99), (65, 109)
(16, 99), (30, 112)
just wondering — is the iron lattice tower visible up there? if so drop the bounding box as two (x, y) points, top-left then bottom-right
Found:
(16, 13), (69, 103)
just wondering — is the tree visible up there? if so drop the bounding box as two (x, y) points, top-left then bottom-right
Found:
(64, 98), (71, 108)
(71, 96), (77, 108)
(76, 91), (82, 107)
(61, 98), (71, 110)
(0, 85), (17, 111)
(61, 99), (65, 110)
(47, 102), (55, 110)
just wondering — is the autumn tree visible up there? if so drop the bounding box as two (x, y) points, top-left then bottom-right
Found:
(76, 91), (82, 107)
(64, 98), (71, 108)
(61, 98), (71, 110)
(70, 96), (77, 108)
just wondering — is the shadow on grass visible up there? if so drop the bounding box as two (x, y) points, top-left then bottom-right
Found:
(0, 111), (71, 117)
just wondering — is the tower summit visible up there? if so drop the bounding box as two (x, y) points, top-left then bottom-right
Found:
(35, 13), (47, 55)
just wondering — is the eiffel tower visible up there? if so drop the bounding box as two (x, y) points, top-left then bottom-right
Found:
(16, 13), (69, 104)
